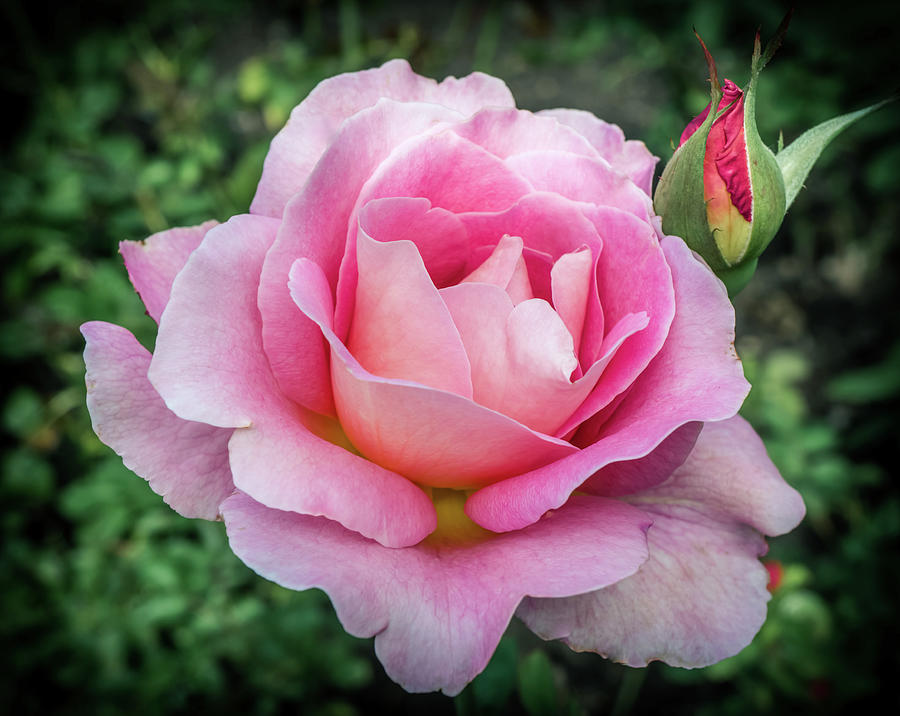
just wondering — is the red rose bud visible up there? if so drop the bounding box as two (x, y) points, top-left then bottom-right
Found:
(765, 560), (784, 592)
(654, 32), (786, 296)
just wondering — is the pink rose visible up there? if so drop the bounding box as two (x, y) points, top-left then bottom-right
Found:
(82, 60), (804, 694)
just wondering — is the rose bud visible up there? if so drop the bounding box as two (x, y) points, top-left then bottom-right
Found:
(654, 32), (786, 295)
(765, 559), (785, 592)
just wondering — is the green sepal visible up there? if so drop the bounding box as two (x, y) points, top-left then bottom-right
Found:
(718, 258), (758, 298)
(654, 33), (729, 272)
(739, 33), (787, 263)
(777, 99), (892, 210)
(757, 9), (793, 72)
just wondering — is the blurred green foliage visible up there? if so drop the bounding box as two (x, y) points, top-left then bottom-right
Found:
(2, 0), (898, 713)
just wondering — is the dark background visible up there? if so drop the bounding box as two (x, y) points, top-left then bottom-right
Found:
(2, 0), (898, 713)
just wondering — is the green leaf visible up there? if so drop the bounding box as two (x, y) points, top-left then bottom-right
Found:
(826, 341), (900, 404)
(517, 650), (559, 716)
(469, 635), (518, 712)
(777, 99), (892, 209)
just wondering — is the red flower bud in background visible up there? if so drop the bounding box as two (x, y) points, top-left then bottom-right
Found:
(765, 559), (785, 592)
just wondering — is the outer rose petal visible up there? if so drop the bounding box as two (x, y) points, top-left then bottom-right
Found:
(119, 220), (218, 323)
(538, 109), (659, 194)
(149, 214), (282, 428)
(222, 491), (651, 695)
(146, 215), (433, 546)
(517, 417), (805, 667)
(82, 321), (233, 520)
(251, 59), (514, 218)
(466, 236), (749, 532)
(582, 421), (702, 497)
(226, 396), (438, 548)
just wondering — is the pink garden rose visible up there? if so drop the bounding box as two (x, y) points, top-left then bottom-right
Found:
(82, 59), (805, 694)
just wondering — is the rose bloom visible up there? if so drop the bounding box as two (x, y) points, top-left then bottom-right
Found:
(83, 60), (804, 694)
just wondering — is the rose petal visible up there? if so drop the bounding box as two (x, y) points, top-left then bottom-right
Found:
(538, 109), (658, 194)
(553, 309), (650, 439)
(222, 490), (651, 695)
(520, 247), (555, 304)
(331, 130), (534, 340)
(289, 258), (577, 487)
(148, 214), (282, 428)
(517, 416), (805, 667)
(465, 236), (749, 532)
(461, 234), (534, 304)
(358, 197), (469, 287)
(251, 59), (514, 218)
(82, 321), (233, 520)
(555, 206), (673, 434)
(139, 215), (432, 545)
(424, 70), (516, 114)
(504, 151), (654, 221)
(619, 141), (660, 197)
(580, 236), (747, 443)
(226, 395), (438, 548)
(119, 220), (218, 323)
(349, 228), (472, 397)
(360, 126), (534, 215)
(441, 283), (607, 436)
(550, 246), (593, 360)
(580, 421), (702, 497)
(459, 191), (602, 259)
(451, 107), (600, 159)
(258, 99), (465, 416)
(458, 193), (607, 362)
